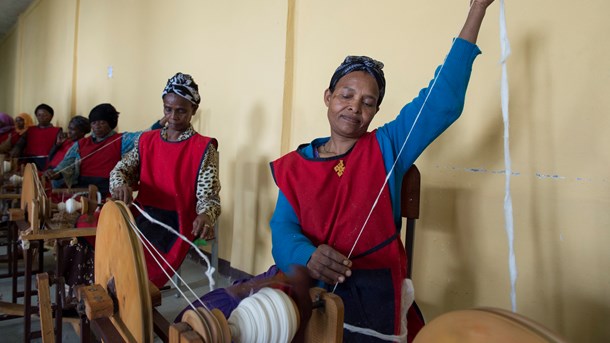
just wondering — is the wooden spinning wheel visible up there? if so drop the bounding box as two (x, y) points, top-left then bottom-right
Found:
(20, 163), (42, 217)
(94, 200), (154, 342)
(83, 199), (345, 343)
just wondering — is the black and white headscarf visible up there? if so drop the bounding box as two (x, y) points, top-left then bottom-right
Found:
(329, 56), (386, 106)
(162, 72), (201, 106)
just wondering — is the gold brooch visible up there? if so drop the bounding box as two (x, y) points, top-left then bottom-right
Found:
(334, 160), (345, 177)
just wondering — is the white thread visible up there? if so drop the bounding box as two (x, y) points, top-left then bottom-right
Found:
(3, 161), (11, 173)
(127, 215), (209, 313)
(65, 198), (81, 214)
(228, 287), (298, 343)
(53, 134), (124, 175)
(9, 174), (23, 184)
(499, 0), (517, 312)
(332, 4), (481, 339)
(132, 203), (215, 290)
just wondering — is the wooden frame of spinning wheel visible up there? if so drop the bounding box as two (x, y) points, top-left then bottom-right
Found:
(80, 200), (345, 343)
(13, 163), (100, 342)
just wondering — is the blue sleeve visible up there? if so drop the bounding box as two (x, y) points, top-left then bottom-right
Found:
(269, 190), (317, 273)
(376, 38), (481, 223)
(120, 131), (143, 156)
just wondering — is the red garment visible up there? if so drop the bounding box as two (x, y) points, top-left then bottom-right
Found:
(0, 129), (16, 145)
(271, 131), (416, 337)
(47, 140), (75, 170)
(75, 210), (99, 248)
(23, 126), (61, 158)
(78, 133), (123, 178)
(136, 130), (217, 287)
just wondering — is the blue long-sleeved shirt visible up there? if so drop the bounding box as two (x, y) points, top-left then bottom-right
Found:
(270, 38), (481, 273)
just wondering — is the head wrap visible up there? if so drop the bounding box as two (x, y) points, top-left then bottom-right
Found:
(0, 113), (15, 135)
(35, 103), (54, 117)
(89, 103), (119, 129)
(329, 55), (386, 106)
(162, 72), (201, 106)
(69, 115), (91, 135)
(15, 113), (34, 135)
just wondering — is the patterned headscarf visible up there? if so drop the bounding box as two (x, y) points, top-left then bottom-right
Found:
(0, 112), (14, 134)
(162, 72), (201, 106)
(15, 112), (34, 135)
(329, 55), (386, 106)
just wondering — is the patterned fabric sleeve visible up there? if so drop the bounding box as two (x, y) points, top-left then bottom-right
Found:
(195, 144), (221, 224)
(109, 136), (141, 196)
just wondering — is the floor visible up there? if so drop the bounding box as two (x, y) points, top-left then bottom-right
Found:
(0, 242), (233, 342)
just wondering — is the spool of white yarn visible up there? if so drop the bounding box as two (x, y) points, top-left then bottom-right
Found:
(57, 198), (82, 214)
(227, 287), (298, 343)
(9, 174), (23, 184)
(3, 160), (11, 173)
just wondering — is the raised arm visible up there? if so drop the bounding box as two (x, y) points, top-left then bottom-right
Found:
(459, 0), (495, 44)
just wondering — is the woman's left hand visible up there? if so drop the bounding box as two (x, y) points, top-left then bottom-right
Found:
(192, 213), (214, 239)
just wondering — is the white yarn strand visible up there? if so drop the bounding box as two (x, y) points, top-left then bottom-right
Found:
(132, 203), (216, 290)
(333, 6), (473, 340)
(126, 215), (209, 313)
(499, 0), (518, 313)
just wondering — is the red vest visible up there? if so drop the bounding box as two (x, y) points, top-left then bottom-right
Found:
(78, 133), (123, 178)
(24, 126), (61, 157)
(47, 140), (75, 170)
(136, 130), (217, 287)
(271, 131), (407, 334)
(0, 129), (15, 145)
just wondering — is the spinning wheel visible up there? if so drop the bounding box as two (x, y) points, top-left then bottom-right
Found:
(84, 199), (345, 343)
(94, 200), (153, 342)
(413, 308), (568, 343)
(20, 163), (42, 218)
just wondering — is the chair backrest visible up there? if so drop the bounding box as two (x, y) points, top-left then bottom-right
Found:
(401, 165), (421, 278)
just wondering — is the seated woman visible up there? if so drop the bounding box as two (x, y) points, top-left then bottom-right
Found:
(268, 1), (495, 342)
(45, 115), (91, 188)
(11, 104), (62, 170)
(0, 112), (16, 154)
(15, 112), (34, 137)
(45, 103), (166, 196)
(111, 72), (221, 288)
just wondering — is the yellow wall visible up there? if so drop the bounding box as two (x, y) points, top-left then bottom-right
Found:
(1, 0), (609, 341)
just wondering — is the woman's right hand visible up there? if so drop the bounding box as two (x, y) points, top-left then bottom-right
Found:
(112, 185), (133, 205)
(306, 244), (352, 284)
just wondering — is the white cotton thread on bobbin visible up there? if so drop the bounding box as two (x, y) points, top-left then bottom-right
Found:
(3, 160), (11, 173)
(227, 287), (298, 343)
(9, 174), (23, 184)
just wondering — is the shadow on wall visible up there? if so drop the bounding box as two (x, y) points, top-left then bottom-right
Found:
(518, 32), (567, 335)
(229, 103), (273, 274)
(416, 185), (477, 317)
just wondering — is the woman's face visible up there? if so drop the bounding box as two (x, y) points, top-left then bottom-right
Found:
(35, 109), (53, 126)
(15, 117), (25, 130)
(163, 93), (197, 133)
(91, 120), (112, 138)
(67, 122), (86, 141)
(324, 71), (380, 140)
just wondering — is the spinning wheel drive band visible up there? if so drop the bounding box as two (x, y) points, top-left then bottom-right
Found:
(95, 200), (153, 342)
